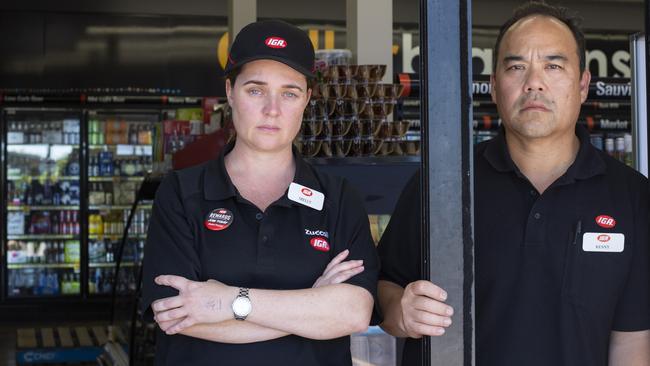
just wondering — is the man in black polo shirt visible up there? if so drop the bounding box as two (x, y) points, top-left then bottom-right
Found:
(378, 2), (649, 365)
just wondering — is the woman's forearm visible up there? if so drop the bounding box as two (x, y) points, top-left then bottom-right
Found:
(179, 320), (289, 344)
(245, 283), (373, 340)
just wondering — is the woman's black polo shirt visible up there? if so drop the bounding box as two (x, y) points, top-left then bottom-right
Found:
(141, 145), (379, 366)
(379, 125), (649, 366)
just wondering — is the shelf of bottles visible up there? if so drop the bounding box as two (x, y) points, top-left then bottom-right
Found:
(86, 113), (156, 295)
(5, 113), (82, 297)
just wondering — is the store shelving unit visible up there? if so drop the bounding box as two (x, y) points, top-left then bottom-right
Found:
(0, 96), (202, 321)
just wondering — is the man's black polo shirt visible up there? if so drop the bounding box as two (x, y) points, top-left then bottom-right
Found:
(378, 125), (649, 366)
(475, 125), (649, 366)
(141, 144), (379, 366)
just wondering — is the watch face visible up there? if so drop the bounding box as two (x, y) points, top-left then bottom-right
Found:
(232, 296), (252, 317)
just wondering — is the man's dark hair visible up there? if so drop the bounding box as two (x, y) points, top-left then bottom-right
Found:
(492, 1), (586, 74)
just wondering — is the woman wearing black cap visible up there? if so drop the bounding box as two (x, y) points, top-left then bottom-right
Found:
(141, 20), (379, 365)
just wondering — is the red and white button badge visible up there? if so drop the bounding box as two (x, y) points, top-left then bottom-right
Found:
(205, 208), (234, 231)
(265, 36), (287, 49)
(310, 237), (330, 252)
(595, 214), (616, 229)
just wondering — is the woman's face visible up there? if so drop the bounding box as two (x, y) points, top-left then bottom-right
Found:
(226, 59), (311, 154)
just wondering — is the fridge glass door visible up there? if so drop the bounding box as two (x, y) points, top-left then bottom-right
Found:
(5, 111), (82, 297)
(86, 112), (156, 296)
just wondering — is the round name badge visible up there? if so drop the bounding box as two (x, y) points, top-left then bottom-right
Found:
(205, 208), (234, 231)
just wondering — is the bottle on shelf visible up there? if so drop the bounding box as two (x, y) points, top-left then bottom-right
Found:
(57, 242), (65, 263)
(139, 124), (152, 145)
(52, 183), (62, 205)
(127, 158), (139, 176)
(102, 182), (114, 205)
(614, 136), (625, 163)
(604, 137), (615, 157)
(129, 123), (138, 145)
(89, 183), (105, 205)
(624, 133), (633, 167)
(51, 213), (60, 235)
(105, 240), (114, 263)
(89, 155), (98, 177)
(66, 150), (80, 176)
(99, 147), (114, 176)
(90, 268), (101, 294)
(97, 126), (105, 145)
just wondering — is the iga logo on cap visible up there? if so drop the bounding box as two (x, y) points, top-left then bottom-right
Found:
(310, 237), (330, 252)
(265, 37), (287, 49)
(595, 215), (616, 229)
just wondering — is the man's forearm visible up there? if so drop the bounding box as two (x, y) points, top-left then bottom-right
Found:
(377, 280), (408, 337)
(180, 320), (289, 344)
(609, 330), (650, 366)
(245, 283), (373, 340)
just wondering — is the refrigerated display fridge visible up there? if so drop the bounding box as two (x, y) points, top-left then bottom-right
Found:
(4, 109), (83, 298)
(0, 98), (208, 317)
(85, 110), (157, 297)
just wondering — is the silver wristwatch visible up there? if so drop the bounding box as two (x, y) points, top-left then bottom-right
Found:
(232, 287), (252, 321)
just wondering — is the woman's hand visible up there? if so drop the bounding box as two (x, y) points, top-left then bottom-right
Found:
(312, 249), (365, 288)
(151, 275), (237, 334)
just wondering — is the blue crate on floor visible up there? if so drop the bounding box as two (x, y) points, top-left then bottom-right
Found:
(16, 326), (109, 365)
(17, 347), (103, 364)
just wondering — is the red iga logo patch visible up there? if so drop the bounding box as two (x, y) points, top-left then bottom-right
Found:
(205, 208), (234, 231)
(265, 37), (287, 49)
(595, 215), (616, 229)
(310, 237), (330, 252)
(597, 234), (611, 243)
(301, 188), (313, 197)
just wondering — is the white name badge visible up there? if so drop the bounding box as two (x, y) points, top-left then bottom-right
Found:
(287, 182), (324, 211)
(582, 232), (625, 253)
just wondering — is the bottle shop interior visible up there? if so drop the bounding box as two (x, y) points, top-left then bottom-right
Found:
(0, 0), (647, 365)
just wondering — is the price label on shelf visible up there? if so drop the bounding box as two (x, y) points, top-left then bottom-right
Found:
(116, 144), (135, 156)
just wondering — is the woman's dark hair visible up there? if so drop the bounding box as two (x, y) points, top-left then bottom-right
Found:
(492, 1), (586, 74)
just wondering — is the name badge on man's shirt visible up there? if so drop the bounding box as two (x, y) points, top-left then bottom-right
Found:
(582, 232), (625, 253)
(288, 182), (324, 211)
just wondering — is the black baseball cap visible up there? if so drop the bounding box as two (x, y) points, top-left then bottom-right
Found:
(225, 20), (315, 78)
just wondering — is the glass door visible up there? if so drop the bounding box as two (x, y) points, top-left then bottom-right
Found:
(86, 110), (157, 296)
(5, 109), (82, 298)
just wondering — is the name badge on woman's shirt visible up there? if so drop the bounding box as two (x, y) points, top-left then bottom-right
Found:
(288, 182), (324, 211)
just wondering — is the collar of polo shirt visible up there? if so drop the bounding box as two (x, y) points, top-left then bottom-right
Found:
(203, 141), (324, 207)
(482, 124), (607, 184)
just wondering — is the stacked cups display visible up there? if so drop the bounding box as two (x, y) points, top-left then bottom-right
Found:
(297, 64), (419, 158)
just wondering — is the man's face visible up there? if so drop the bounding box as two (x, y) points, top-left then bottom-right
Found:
(491, 15), (590, 141)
